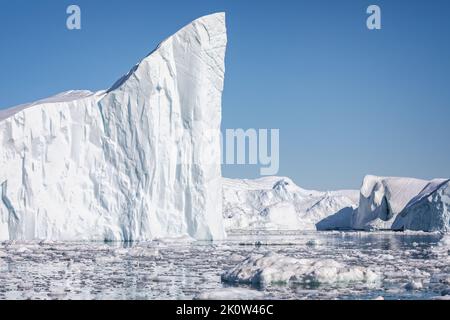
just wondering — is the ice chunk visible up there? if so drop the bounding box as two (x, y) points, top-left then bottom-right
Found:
(221, 252), (380, 286)
(404, 280), (423, 291)
(432, 295), (450, 300)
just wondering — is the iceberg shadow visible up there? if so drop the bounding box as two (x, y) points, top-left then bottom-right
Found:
(316, 207), (356, 231)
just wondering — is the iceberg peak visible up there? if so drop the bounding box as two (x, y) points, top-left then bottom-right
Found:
(108, 12), (226, 93)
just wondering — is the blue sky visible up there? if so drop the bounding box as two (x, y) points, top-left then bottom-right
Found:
(0, 0), (449, 190)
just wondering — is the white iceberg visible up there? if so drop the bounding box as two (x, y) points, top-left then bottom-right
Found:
(222, 177), (358, 231)
(352, 175), (449, 231)
(393, 180), (450, 232)
(221, 252), (380, 286)
(0, 13), (227, 241)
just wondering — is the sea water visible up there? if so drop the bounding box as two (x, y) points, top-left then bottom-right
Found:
(0, 230), (448, 300)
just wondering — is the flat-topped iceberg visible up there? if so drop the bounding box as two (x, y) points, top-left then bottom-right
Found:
(0, 13), (227, 241)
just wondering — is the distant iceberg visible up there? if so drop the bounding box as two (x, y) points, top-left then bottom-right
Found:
(222, 177), (359, 231)
(392, 180), (450, 232)
(223, 175), (450, 233)
(352, 175), (449, 231)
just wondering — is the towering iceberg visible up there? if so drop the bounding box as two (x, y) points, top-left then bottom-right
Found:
(352, 175), (449, 231)
(0, 13), (227, 241)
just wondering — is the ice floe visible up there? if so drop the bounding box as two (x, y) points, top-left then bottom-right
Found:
(221, 252), (380, 286)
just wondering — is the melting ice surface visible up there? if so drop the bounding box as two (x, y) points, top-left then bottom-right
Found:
(0, 231), (449, 300)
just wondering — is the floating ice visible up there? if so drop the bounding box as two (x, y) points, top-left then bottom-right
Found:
(222, 177), (358, 231)
(223, 175), (450, 233)
(0, 13), (227, 241)
(221, 252), (380, 286)
(393, 180), (450, 232)
(0, 231), (446, 299)
(404, 280), (423, 291)
(196, 288), (265, 300)
(352, 175), (450, 232)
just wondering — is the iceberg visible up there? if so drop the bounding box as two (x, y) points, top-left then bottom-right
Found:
(222, 177), (359, 230)
(392, 180), (450, 232)
(223, 175), (450, 233)
(0, 13), (227, 241)
(352, 175), (449, 231)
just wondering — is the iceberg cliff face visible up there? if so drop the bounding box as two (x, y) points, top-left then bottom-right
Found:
(392, 180), (450, 232)
(0, 13), (227, 241)
(352, 175), (449, 231)
(222, 177), (359, 230)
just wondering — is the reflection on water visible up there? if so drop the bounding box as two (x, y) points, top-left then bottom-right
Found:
(0, 231), (448, 300)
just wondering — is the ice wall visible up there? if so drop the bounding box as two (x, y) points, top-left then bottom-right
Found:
(0, 13), (227, 241)
(393, 180), (450, 232)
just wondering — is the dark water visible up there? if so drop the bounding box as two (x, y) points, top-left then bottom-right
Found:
(0, 231), (448, 300)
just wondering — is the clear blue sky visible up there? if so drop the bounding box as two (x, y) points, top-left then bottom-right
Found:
(0, 0), (449, 190)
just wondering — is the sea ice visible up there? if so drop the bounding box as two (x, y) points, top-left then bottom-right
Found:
(221, 252), (380, 286)
(196, 288), (265, 300)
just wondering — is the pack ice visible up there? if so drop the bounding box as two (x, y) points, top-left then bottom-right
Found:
(0, 13), (227, 241)
(223, 177), (359, 230)
(352, 175), (450, 231)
